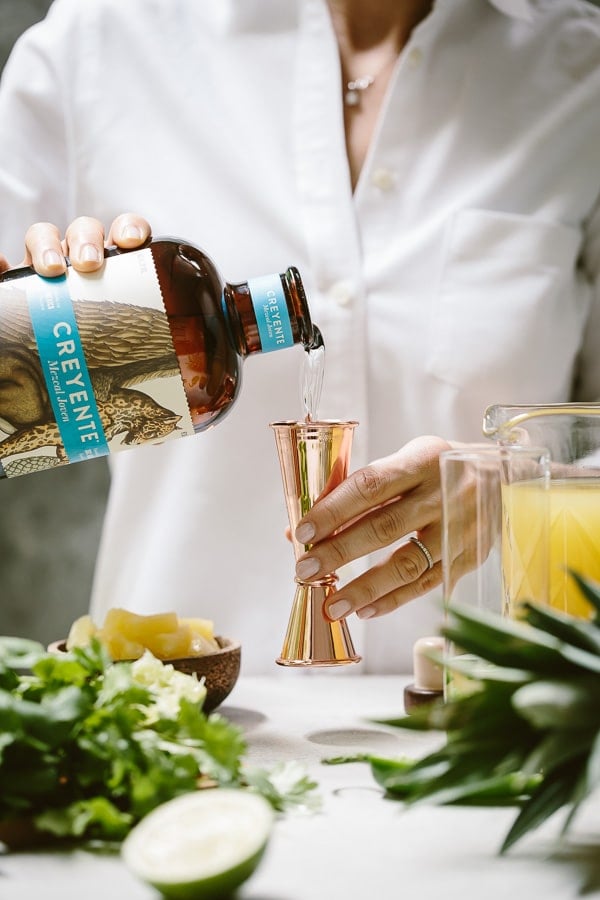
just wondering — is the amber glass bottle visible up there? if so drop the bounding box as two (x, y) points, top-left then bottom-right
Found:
(148, 239), (315, 429)
(0, 237), (317, 478)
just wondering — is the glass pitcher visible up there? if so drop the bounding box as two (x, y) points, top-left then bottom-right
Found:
(483, 403), (600, 618)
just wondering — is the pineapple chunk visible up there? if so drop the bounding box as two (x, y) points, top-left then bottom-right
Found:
(66, 614), (97, 649)
(103, 608), (179, 644)
(100, 630), (145, 661)
(180, 617), (219, 653)
(189, 632), (220, 655)
(64, 607), (221, 661)
(145, 625), (193, 660)
(179, 617), (215, 641)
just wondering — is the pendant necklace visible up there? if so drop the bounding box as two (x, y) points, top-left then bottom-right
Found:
(343, 53), (398, 109)
(344, 75), (375, 108)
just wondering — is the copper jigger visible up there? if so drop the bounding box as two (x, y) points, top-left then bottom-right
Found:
(270, 419), (361, 666)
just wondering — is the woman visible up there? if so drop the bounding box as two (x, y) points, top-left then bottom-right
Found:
(1, 0), (598, 672)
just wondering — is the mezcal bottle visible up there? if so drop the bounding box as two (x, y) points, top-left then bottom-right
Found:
(0, 237), (318, 478)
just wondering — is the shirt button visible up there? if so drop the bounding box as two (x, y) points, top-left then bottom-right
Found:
(371, 167), (396, 191)
(328, 280), (355, 307)
(407, 46), (423, 69)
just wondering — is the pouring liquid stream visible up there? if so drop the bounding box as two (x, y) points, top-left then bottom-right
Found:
(301, 326), (325, 423)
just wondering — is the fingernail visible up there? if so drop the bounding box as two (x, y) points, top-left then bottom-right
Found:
(43, 249), (63, 268)
(121, 224), (143, 240)
(296, 557), (320, 580)
(295, 523), (315, 543)
(357, 605), (376, 619)
(328, 599), (351, 620)
(80, 243), (102, 263)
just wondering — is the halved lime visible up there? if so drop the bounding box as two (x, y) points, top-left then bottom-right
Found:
(122, 789), (273, 899)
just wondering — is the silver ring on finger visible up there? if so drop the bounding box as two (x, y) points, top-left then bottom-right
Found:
(409, 536), (434, 571)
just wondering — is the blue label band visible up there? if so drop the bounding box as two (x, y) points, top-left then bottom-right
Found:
(247, 274), (294, 353)
(27, 276), (109, 463)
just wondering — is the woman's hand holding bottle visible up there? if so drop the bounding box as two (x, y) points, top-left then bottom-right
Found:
(0, 213), (151, 277)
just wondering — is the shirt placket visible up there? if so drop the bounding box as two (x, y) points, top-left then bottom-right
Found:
(291, 0), (369, 464)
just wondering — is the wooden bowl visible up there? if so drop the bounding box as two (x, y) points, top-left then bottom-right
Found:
(48, 635), (241, 714)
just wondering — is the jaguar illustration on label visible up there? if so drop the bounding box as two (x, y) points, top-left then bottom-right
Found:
(0, 249), (194, 478)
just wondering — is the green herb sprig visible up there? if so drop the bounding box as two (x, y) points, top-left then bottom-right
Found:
(0, 638), (318, 846)
(327, 573), (600, 853)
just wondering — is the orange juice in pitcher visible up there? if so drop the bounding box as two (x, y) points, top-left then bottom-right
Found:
(485, 403), (600, 619)
(502, 477), (600, 618)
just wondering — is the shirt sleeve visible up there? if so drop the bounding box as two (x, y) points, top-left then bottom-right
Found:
(573, 193), (600, 401)
(0, 13), (72, 262)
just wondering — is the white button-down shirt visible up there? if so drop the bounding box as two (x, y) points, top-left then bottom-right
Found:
(0, 0), (598, 672)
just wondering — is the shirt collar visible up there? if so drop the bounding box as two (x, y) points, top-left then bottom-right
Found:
(206, 0), (535, 32)
(486, 0), (534, 22)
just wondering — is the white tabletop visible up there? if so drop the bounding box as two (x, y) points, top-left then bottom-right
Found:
(1, 674), (598, 900)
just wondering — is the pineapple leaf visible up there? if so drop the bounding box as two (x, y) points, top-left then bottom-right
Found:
(521, 730), (596, 777)
(584, 731), (600, 795)
(521, 602), (600, 656)
(500, 761), (581, 853)
(349, 590), (600, 854)
(566, 572), (600, 619)
(511, 678), (600, 730)
(445, 604), (600, 676)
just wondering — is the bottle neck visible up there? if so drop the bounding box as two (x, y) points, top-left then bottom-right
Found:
(223, 267), (314, 356)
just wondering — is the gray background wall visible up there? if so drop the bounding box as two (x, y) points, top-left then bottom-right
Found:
(0, 0), (111, 645)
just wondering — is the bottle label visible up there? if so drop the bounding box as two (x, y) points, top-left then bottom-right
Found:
(0, 248), (195, 478)
(27, 276), (109, 463)
(247, 274), (294, 352)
